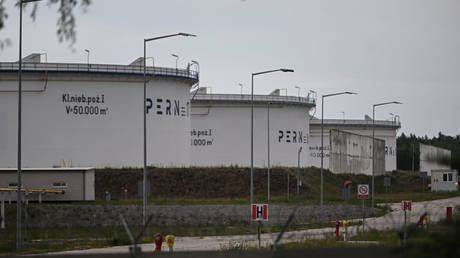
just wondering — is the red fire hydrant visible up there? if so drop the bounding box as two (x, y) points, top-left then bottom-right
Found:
(335, 220), (341, 240)
(154, 233), (163, 252)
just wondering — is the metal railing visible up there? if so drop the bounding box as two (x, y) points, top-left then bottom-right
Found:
(310, 119), (401, 127)
(192, 93), (316, 106)
(0, 62), (199, 80)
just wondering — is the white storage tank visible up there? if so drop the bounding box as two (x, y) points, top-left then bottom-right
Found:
(0, 54), (198, 168)
(190, 90), (316, 167)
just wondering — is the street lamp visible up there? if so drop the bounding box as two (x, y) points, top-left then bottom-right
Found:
(238, 83), (243, 95)
(172, 54), (179, 70)
(320, 91), (356, 222)
(371, 101), (402, 213)
(297, 146), (303, 196)
(295, 86), (301, 99)
(84, 49), (90, 65)
(251, 68), (294, 205)
(143, 32), (196, 227)
(16, 0), (44, 250)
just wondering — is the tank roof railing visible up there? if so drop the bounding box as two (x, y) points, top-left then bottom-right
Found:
(192, 93), (316, 106)
(310, 118), (401, 127)
(0, 62), (198, 80)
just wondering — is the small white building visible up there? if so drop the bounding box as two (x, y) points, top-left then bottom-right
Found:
(431, 169), (458, 192)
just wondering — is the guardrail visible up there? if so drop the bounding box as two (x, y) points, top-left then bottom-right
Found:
(0, 62), (199, 80)
(192, 93), (316, 105)
(311, 119), (401, 127)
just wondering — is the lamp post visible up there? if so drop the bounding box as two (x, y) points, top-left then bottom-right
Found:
(295, 86), (301, 99)
(172, 54), (179, 70)
(143, 33), (195, 227)
(17, 0), (44, 250)
(320, 91), (356, 222)
(84, 49), (90, 65)
(251, 68), (294, 205)
(297, 146), (302, 196)
(239, 83), (243, 95)
(372, 101), (402, 213)
(267, 100), (270, 201)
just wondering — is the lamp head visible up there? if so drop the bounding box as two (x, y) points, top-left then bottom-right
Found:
(178, 32), (197, 37)
(280, 68), (294, 73)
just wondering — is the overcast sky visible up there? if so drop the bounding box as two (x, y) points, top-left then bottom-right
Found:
(1, 0), (459, 137)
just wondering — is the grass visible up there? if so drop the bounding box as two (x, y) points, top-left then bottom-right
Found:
(3, 169), (460, 255)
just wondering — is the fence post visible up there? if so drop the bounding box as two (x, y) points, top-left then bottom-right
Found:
(1, 199), (5, 229)
(447, 207), (453, 222)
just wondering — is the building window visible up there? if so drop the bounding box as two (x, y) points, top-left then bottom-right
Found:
(449, 173), (453, 182)
(52, 182), (67, 188)
(443, 174), (448, 182)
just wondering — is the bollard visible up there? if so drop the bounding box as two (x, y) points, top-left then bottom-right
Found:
(334, 220), (340, 240)
(343, 221), (349, 242)
(424, 216), (429, 231)
(154, 233), (163, 252)
(165, 235), (175, 252)
(447, 207), (452, 222)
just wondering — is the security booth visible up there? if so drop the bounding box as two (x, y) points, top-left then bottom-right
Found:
(431, 169), (458, 192)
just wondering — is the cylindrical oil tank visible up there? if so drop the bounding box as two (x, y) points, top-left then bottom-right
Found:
(0, 61), (198, 168)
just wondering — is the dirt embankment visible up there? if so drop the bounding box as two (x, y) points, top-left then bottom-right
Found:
(95, 167), (425, 200)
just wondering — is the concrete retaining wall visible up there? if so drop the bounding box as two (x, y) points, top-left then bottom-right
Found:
(3, 204), (367, 228)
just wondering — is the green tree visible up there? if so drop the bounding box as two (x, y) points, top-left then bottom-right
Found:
(397, 132), (460, 172)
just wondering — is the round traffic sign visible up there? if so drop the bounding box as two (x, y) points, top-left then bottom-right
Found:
(358, 185), (368, 194)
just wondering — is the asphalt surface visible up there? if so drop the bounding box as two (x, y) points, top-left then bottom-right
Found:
(39, 196), (460, 256)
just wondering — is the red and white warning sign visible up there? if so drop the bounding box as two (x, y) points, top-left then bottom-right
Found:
(357, 184), (369, 199)
(251, 204), (268, 221)
(402, 200), (412, 211)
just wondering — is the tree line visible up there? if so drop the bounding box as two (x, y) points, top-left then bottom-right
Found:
(397, 132), (460, 172)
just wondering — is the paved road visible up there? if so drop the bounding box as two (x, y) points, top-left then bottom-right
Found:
(42, 196), (460, 255)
